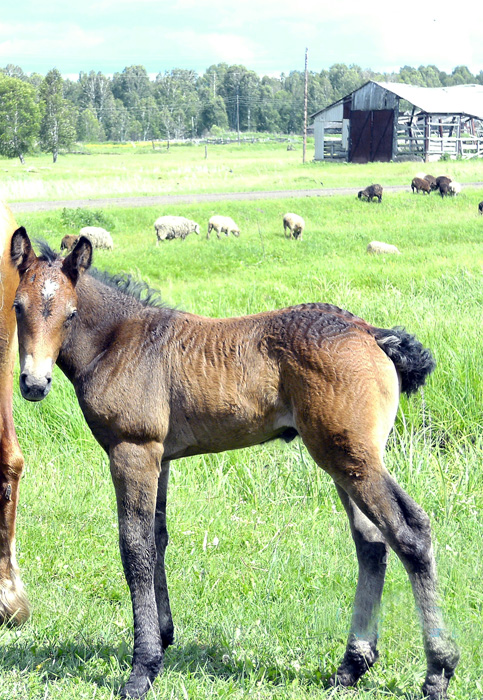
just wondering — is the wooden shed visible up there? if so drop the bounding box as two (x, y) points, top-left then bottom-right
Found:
(312, 80), (483, 163)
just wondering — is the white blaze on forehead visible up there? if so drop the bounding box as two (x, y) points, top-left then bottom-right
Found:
(42, 279), (59, 300)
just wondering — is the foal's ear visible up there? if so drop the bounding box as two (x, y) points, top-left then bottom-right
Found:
(10, 227), (37, 274)
(62, 235), (93, 283)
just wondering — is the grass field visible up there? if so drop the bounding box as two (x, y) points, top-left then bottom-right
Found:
(1, 143), (482, 699)
(1, 139), (483, 202)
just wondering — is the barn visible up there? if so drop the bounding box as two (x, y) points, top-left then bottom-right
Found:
(311, 80), (483, 163)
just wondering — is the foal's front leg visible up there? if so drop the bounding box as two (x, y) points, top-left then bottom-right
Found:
(110, 441), (164, 699)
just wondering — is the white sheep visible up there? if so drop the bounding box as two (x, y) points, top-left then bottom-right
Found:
(283, 213), (305, 240)
(154, 216), (200, 244)
(207, 215), (240, 239)
(367, 241), (400, 255)
(79, 226), (114, 250)
(448, 181), (462, 196)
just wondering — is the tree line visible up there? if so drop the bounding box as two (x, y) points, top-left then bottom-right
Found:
(1, 62), (482, 162)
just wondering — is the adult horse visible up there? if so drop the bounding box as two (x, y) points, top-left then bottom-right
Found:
(10, 228), (459, 699)
(0, 203), (28, 625)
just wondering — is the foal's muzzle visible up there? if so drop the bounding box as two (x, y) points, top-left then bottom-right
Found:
(20, 373), (52, 401)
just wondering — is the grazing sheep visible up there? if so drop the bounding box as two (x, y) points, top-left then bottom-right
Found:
(207, 215), (240, 240)
(439, 182), (451, 198)
(448, 181), (462, 196)
(283, 213), (305, 240)
(424, 174), (438, 190)
(436, 175), (452, 188)
(79, 226), (114, 250)
(478, 201), (483, 215)
(367, 241), (400, 255)
(358, 184), (383, 203)
(411, 177), (431, 195)
(60, 234), (79, 252)
(154, 216), (200, 244)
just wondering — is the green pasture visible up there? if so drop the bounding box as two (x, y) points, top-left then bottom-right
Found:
(1, 139), (483, 202)
(1, 153), (482, 699)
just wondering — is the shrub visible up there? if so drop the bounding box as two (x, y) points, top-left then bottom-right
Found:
(60, 207), (115, 231)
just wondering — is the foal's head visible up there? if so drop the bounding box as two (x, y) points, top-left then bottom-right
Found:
(10, 227), (92, 401)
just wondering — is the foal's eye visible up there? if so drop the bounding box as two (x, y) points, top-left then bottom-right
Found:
(65, 309), (77, 325)
(13, 300), (23, 316)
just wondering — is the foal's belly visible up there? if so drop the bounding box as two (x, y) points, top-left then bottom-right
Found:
(162, 403), (296, 460)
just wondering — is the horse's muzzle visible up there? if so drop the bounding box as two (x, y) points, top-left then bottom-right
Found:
(20, 373), (52, 401)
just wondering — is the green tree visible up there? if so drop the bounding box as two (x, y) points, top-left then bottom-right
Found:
(0, 76), (40, 163)
(111, 65), (152, 109)
(39, 69), (76, 162)
(76, 107), (105, 142)
(198, 93), (228, 134)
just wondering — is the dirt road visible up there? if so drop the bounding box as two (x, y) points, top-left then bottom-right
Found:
(9, 183), (483, 214)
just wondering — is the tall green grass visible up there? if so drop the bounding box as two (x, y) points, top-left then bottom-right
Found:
(2, 167), (482, 698)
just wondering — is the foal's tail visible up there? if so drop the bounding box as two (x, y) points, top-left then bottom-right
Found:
(371, 326), (436, 396)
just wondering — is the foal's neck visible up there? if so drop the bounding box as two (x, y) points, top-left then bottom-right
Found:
(57, 273), (151, 381)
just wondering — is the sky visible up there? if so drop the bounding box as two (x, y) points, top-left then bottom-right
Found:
(1, 0), (483, 80)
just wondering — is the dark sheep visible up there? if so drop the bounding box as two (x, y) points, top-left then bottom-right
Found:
(411, 177), (431, 195)
(60, 234), (79, 252)
(435, 176), (452, 197)
(358, 184), (383, 203)
(424, 174), (438, 190)
(436, 175), (452, 187)
(478, 201), (483, 215)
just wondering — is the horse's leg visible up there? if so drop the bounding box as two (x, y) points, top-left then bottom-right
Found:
(0, 342), (28, 625)
(109, 441), (164, 699)
(358, 473), (460, 700)
(0, 395), (27, 625)
(330, 484), (389, 687)
(296, 353), (458, 699)
(336, 465), (459, 699)
(154, 460), (174, 649)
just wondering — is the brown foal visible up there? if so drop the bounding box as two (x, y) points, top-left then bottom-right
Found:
(9, 228), (459, 699)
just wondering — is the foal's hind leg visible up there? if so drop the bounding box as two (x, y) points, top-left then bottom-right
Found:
(110, 441), (164, 699)
(154, 460), (174, 649)
(339, 469), (459, 700)
(330, 484), (389, 687)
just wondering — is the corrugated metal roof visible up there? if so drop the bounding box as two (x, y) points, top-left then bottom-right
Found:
(311, 81), (483, 120)
(374, 81), (483, 118)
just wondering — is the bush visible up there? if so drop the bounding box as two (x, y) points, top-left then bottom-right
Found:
(60, 207), (115, 231)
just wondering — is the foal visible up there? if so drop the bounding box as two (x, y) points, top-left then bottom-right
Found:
(10, 228), (459, 699)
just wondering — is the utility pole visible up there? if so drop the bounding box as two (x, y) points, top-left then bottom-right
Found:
(303, 47), (308, 163)
(236, 89), (240, 143)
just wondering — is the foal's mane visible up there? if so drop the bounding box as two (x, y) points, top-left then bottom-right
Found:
(37, 240), (168, 309)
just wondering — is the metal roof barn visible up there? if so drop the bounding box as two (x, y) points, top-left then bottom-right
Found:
(311, 81), (483, 163)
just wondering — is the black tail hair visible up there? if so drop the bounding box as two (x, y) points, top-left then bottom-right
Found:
(372, 326), (436, 396)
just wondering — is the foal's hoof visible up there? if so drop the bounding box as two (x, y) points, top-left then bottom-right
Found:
(422, 676), (450, 700)
(120, 676), (152, 699)
(329, 644), (379, 687)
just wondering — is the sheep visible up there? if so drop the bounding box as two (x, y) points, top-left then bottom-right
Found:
(436, 175), (452, 188)
(448, 181), (462, 196)
(478, 201), (483, 215)
(207, 215), (240, 240)
(60, 234), (80, 252)
(424, 174), (438, 190)
(411, 177), (431, 195)
(154, 216), (200, 244)
(367, 241), (400, 255)
(79, 226), (114, 250)
(283, 213), (305, 240)
(358, 184), (383, 203)
(439, 182), (451, 198)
